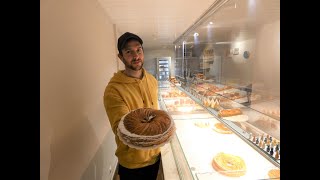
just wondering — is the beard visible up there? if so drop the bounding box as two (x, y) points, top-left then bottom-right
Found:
(124, 58), (144, 71)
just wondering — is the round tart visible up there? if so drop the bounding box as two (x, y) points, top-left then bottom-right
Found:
(268, 169), (280, 179)
(212, 152), (246, 177)
(212, 123), (233, 134)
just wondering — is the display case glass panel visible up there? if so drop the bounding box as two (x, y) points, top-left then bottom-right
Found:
(165, 0), (280, 179)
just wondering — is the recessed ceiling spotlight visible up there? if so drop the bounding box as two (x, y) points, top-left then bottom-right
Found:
(209, 22), (213, 25)
(194, 32), (199, 37)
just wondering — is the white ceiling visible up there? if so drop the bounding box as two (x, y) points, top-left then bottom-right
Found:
(98, 0), (218, 50)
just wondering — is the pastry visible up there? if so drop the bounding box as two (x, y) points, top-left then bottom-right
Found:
(218, 108), (242, 117)
(213, 123), (233, 134)
(194, 121), (211, 128)
(196, 73), (204, 79)
(204, 91), (216, 96)
(117, 108), (176, 149)
(212, 152), (246, 177)
(210, 98), (220, 109)
(268, 169), (280, 179)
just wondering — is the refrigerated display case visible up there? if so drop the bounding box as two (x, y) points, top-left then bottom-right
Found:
(160, 0), (280, 179)
(158, 84), (279, 180)
(156, 57), (171, 81)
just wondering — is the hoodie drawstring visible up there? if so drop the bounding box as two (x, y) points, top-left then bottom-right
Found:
(145, 77), (154, 107)
(138, 81), (145, 104)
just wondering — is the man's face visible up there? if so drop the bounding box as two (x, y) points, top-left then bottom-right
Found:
(118, 40), (144, 71)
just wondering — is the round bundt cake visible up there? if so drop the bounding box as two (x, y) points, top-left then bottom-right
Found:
(117, 108), (176, 149)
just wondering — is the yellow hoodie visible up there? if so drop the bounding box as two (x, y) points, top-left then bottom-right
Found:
(103, 68), (160, 169)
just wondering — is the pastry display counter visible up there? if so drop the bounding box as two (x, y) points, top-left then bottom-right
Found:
(158, 83), (280, 179)
(172, 118), (279, 180)
(180, 82), (280, 161)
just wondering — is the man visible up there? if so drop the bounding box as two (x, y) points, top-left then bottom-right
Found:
(103, 32), (161, 179)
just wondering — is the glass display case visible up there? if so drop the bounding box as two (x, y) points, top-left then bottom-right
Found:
(158, 84), (280, 180)
(160, 0), (280, 179)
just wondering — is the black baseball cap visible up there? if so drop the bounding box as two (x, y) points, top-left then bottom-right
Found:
(117, 32), (143, 53)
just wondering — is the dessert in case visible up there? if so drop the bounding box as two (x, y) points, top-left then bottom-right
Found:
(212, 123), (233, 134)
(268, 169), (280, 179)
(211, 152), (246, 177)
(218, 108), (242, 117)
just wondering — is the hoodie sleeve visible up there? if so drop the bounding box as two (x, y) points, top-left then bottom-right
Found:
(103, 86), (129, 134)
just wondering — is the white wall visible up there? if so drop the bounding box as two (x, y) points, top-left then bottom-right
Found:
(41, 0), (119, 179)
(254, 20), (280, 95)
(220, 20), (280, 96)
(114, 26), (125, 70)
(222, 39), (255, 83)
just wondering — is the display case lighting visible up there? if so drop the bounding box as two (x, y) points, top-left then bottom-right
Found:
(216, 41), (232, 44)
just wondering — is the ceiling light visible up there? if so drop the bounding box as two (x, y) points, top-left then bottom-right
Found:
(194, 32), (199, 37)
